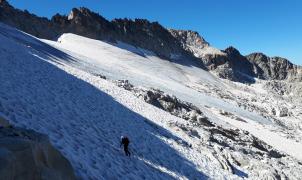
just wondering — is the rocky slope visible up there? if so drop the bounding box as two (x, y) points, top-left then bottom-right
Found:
(110, 78), (302, 179)
(246, 53), (302, 81)
(1, 0), (301, 81)
(172, 31), (302, 82)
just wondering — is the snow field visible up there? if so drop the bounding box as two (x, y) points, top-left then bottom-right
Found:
(0, 23), (241, 179)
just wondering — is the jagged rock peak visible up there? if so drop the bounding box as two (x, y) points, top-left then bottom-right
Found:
(67, 7), (107, 21)
(246, 52), (300, 80)
(112, 18), (163, 29)
(246, 52), (270, 63)
(224, 46), (241, 56)
(169, 29), (209, 49)
(248, 52), (267, 57)
(68, 8), (80, 20)
(69, 7), (92, 18)
(271, 56), (293, 65)
(247, 53), (294, 66)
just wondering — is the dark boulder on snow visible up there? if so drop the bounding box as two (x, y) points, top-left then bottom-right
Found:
(0, 124), (76, 180)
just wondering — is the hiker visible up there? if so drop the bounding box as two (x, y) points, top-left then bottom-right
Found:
(120, 136), (131, 156)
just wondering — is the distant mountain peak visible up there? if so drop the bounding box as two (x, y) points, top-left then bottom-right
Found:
(68, 7), (96, 20)
(169, 29), (209, 48)
(246, 52), (270, 63)
(224, 46), (241, 56)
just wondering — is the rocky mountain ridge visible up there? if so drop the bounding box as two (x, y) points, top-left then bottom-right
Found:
(246, 52), (302, 81)
(0, 1), (189, 59)
(0, 0), (301, 82)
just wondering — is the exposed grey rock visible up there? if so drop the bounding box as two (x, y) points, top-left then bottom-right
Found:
(0, 126), (76, 180)
(112, 19), (187, 58)
(222, 47), (257, 82)
(277, 107), (289, 117)
(224, 47), (254, 75)
(208, 47), (302, 82)
(169, 29), (302, 82)
(246, 53), (302, 81)
(167, 108), (296, 180)
(264, 80), (302, 100)
(94, 73), (107, 79)
(52, 7), (115, 41)
(204, 54), (229, 69)
(169, 29), (228, 68)
(114, 80), (134, 90)
(213, 62), (237, 80)
(114, 80), (215, 127)
(168, 29), (209, 50)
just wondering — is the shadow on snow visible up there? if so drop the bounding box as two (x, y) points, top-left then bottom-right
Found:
(0, 23), (208, 179)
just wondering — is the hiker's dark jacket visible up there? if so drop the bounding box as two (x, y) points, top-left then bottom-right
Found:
(121, 137), (130, 146)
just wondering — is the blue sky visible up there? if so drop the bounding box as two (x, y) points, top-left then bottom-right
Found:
(8, 0), (302, 65)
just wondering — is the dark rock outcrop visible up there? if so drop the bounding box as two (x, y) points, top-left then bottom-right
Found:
(51, 7), (115, 41)
(114, 79), (215, 127)
(246, 53), (302, 80)
(220, 47), (256, 82)
(208, 47), (302, 82)
(224, 46), (255, 76)
(169, 29), (228, 68)
(0, 118), (75, 180)
(112, 19), (187, 58)
(169, 29), (209, 50)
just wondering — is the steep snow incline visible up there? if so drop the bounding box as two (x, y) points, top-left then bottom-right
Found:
(0, 23), (241, 179)
(44, 34), (271, 125)
(41, 34), (302, 161)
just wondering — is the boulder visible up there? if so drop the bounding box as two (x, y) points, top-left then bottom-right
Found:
(0, 127), (75, 180)
(277, 107), (289, 117)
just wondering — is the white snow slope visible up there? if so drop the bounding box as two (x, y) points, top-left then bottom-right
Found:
(0, 23), (301, 179)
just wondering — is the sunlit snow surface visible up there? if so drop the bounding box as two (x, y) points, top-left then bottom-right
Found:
(1, 23), (302, 179)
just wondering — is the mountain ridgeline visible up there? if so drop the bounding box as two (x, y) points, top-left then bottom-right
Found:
(1, 0), (301, 82)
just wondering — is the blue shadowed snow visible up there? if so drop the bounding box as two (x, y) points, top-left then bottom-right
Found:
(0, 23), (208, 179)
(232, 166), (248, 178)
